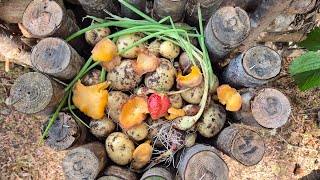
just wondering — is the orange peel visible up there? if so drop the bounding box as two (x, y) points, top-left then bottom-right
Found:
(165, 107), (186, 120)
(217, 84), (242, 111)
(131, 140), (153, 170)
(119, 95), (149, 130)
(177, 66), (202, 88)
(72, 80), (110, 120)
(132, 49), (160, 75)
(92, 37), (118, 62)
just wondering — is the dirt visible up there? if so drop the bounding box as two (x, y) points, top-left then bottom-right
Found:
(0, 52), (319, 179)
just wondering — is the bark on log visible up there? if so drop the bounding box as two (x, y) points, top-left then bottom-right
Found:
(223, 46), (281, 88)
(31, 37), (84, 81)
(42, 112), (87, 151)
(205, 6), (250, 60)
(287, 0), (317, 14)
(141, 166), (174, 180)
(152, 0), (188, 22)
(258, 31), (307, 43)
(220, 0), (262, 12)
(22, 0), (83, 51)
(77, 0), (119, 18)
(62, 142), (107, 180)
(177, 144), (229, 180)
(233, 88), (292, 129)
(239, 0), (293, 51)
(0, 0), (33, 23)
(217, 124), (265, 166)
(0, 27), (31, 66)
(5, 72), (65, 115)
(185, 0), (223, 27)
(97, 165), (138, 180)
(121, 0), (146, 19)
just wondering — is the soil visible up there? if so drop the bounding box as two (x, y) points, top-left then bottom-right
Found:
(0, 52), (319, 179)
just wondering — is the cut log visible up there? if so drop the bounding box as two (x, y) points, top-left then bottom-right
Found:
(152, 0), (188, 22)
(121, 0), (146, 19)
(97, 165), (138, 180)
(0, 27), (31, 66)
(22, 0), (83, 51)
(42, 112), (87, 151)
(220, 0), (262, 12)
(177, 144), (229, 180)
(223, 46), (281, 88)
(239, 0), (293, 51)
(62, 142), (107, 180)
(0, 0), (33, 23)
(233, 88), (292, 129)
(5, 72), (64, 115)
(77, 0), (120, 18)
(141, 166), (174, 180)
(258, 31), (307, 43)
(217, 125), (265, 166)
(185, 0), (223, 27)
(205, 6), (250, 60)
(286, 0), (317, 14)
(31, 37), (84, 81)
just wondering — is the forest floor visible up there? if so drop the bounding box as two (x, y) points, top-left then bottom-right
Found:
(0, 51), (319, 179)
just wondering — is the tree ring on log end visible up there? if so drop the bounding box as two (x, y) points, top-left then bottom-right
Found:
(9, 72), (53, 114)
(251, 88), (291, 128)
(22, 0), (64, 38)
(211, 6), (250, 46)
(242, 46), (281, 80)
(231, 129), (265, 166)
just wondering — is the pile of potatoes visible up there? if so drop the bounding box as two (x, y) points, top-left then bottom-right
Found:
(83, 28), (227, 169)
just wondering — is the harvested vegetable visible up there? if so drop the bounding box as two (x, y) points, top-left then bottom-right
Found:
(126, 123), (149, 141)
(81, 69), (101, 86)
(91, 37), (118, 62)
(100, 56), (121, 72)
(90, 117), (115, 138)
(168, 94), (183, 109)
(119, 95), (149, 130)
(85, 24), (111, 46)
(183, 105), (201, 116)
(177, 66), (203, 88)
(72, 80), (110, 120)
(106, 132), (135, 165)
(181, 81), (205, 104)
(185, 132), (197, 147)
(131, 140), (153, 170)
(106, 91), (129, 123)
(165, 107), (186, 120)
(159, 40), (180, 59)
(117, 32), (147, 58)
(148, 39), (162, 57)
(148, 93), (170, 120)
(217, 84), (242, 111)
(178, 52), (200, 73)
(132, 49), (160, 75)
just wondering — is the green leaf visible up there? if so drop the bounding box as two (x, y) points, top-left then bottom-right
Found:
(298, 27), (320, 51)
(289, 51), (320, 75)
(292, 69), (320, 91)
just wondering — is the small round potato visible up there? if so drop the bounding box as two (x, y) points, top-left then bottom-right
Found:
(197, 103), (226, 138)
(90, 117), (115, 138)
(116, 33), (147, 58)
(106, 91), (129, 123)
(144, 58), (177, 91)
(159, 41), (180, 59)
(85, 25), (111, 46)
(106, 132), (135, 165)
(148, 39), (162, 57)
(126, 123), (148, 141)
(168, 94), (183, 109)
(181, 82), (204, 104)
(185, 132), (197, 148)
(81, 69), (101, 86)
(179, 52), (200, 73)
(211, 74), (219, 93)
(107, 60), (142, 91)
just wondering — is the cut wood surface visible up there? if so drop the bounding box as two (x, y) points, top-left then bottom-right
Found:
(5, 72), (64, 115)
(223, 46), (281, 88)
(0, 0), (33, 23)
(178, 144), (229, 180)
(98, 165), (138, 180)
(152, 0), (188, 22)
(0, 27), (31, 66)
(258, 31), (307, 42)
(62, 142), (107, 180)
(78, 0), (119, 18)
(31, 37), (84, 81)
(217, 125), (265, 166)
(141, 166), (174, 180)
(121, 0), (146, 19)
(42, 112), (87, 151)
(205, 6), (250, 60)
(286, 0), (317, 14)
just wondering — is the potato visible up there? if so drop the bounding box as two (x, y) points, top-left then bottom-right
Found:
(159, 41), (180, 59)
(85, 25), (111, 46)
(106, 91), (129, 123)
(90, 117), (115, 138)
(144, 58), (176, 91)
(179, 52), (200, 74)
(197, 103), (226, 138)
(185, 132), (197, 148)
(126, 123), (148, 141)
(80, 69), (101, 86)
(116, 33), (147, 58)
(106, 132), (135, 165)
(168, 94), (183, 109)
(148, 39), (162, 57)
(107, 60), (142, 91)
(181, 82), (204, 104)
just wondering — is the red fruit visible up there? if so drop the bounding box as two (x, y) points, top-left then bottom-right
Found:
(148, 94), (170, 119)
